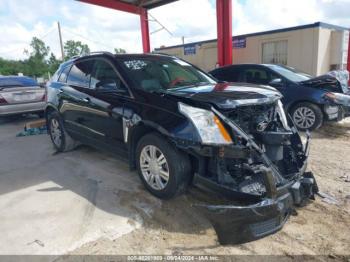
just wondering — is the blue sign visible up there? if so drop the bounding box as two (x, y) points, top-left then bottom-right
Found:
(184, 45), (196, 55)
(233, 37), (246, 49)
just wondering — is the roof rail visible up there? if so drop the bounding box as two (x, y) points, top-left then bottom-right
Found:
(88, 51), (115, 56)
(70, 51), (115, 60)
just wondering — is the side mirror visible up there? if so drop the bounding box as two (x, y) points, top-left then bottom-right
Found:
(269, 78), (283, 87)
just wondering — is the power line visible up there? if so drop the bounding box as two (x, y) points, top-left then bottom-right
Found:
(148, 13), (173, 36)
(0, 26), (56, 57)
(61, 28), (115, 50)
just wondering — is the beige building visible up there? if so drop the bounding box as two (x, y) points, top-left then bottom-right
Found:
(155, 22), (349, 76)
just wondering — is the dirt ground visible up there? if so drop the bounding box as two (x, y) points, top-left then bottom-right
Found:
(1, 115), (349, 259)
(70, 119), (350, 257)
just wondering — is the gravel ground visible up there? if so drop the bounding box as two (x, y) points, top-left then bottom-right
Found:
(70, 119), (350, 257)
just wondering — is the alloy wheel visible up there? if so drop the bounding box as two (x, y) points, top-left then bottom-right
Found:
(50, 118), (62, 148)
(293, 107), (316, 129)
(139, 145), (170, 191)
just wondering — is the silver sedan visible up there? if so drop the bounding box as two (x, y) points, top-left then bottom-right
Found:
(0, 76), (45, 116)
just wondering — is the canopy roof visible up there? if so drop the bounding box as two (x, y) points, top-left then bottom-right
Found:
(120, 0), (178, 9)
(79, 0), (178, 13)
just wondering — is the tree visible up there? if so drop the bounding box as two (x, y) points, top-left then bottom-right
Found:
(24, 37), (51, 77)
(114, 48), (126, 54)
(64, 40), (90, 60)
(48, 53), (61, 75)
(0, 58), (26, 75)
(29, 37), (50, 60)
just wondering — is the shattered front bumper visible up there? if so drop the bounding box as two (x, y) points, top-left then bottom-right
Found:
(192, 134), (318, 245)
(194, 171), (318, 245)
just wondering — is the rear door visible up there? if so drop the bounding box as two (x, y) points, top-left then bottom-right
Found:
(59, 59), (96, 137)
(60, 57), (128, 150)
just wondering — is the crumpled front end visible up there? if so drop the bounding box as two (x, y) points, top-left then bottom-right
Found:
(186, 99), (318, 245)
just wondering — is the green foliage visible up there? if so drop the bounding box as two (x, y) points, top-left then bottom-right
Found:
(64, 40), (90, 60)
(114, 48), (126, 54)
(26, 37), (51, 77)
(48, 53), (61, 75)
(0, 58), (27, 76)
(29, 37), (50, 60)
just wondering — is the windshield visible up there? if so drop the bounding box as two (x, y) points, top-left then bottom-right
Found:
(266, 65), (313, 82)
(0, 77), (38, 88)
(118, 57), (216, 92)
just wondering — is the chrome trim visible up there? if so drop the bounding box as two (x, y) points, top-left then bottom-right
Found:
(123, 118), (129, 143)
(276, 100), (291, 131)
(65, 120), (105, 137)
(60, 101), (109, 117)
(218, 96), (281, 109)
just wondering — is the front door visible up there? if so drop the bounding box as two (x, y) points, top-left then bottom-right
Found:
(88, 58), (130, 145)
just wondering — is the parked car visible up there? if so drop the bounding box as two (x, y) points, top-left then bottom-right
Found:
(0, 76), (45, 117)
(45, 52), (318, 244)
(209, 64), (350, 130)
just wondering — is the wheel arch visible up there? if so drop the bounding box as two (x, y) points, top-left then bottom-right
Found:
(44, 104), (59, 123)
(128, 122), (172, 170)
(286, 100), (323, 116)
(288, 100), (325, 130)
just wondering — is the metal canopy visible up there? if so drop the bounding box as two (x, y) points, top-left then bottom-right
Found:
(79, 0), (234, 67)
(79, 0), (178, 14)
(79, 0), (179, 53)
(119, 0), (178, 9)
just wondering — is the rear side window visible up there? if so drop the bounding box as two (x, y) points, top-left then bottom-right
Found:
(58, 66), (71, 83)
(0, 77), (38, 88)
(67, 61), (93, 88)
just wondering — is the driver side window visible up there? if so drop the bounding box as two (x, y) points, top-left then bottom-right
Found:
(90, 59), (127, 93)
(242, 68), (270, 85)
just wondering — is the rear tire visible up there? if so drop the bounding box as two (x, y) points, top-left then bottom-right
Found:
(48, 111), (77, 152)
(290, 102), (323, 131)
(136, 133), (191, 199)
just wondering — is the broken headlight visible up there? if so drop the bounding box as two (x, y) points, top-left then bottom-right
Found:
(178, 102), (232, 145)
(276, 100), (291, 130)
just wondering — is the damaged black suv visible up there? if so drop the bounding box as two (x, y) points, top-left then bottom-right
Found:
(46, 52), (318, 244)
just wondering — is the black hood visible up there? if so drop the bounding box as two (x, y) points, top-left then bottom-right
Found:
(165, 82), (282, 109)
(300, 74), (348, 94)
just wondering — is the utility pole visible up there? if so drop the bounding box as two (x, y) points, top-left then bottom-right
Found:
(182, 36), (185, 45)
(57, 22), (65, 60)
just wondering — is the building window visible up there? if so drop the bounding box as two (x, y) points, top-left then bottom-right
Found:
(262, 40), (288, 65)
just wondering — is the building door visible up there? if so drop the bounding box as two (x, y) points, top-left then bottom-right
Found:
(262, 40), (288, 65)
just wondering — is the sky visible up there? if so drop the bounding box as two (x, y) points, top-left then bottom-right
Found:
(0, 0), (349, 60)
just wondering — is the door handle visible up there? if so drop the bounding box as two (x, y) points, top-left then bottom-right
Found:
(82, 97), (91, 103)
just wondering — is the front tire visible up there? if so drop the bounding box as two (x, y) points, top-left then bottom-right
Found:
(136, 133), (191, 199)
(290, 102), (323, 131)
(48, 111), (77, 152)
